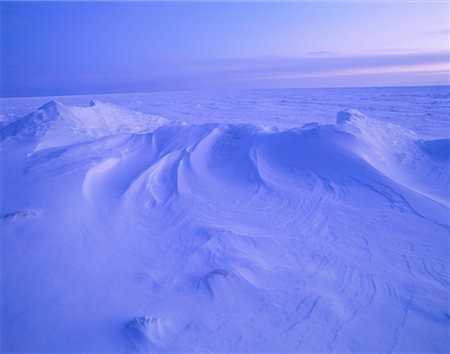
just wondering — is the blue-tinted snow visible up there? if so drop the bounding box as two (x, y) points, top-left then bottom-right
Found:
(2, 86), (449, 138)
(1, 86), (449, 352)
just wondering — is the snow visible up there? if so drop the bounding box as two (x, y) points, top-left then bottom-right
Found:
(1, 86), (449, 352)
(1, 100), (167, 151)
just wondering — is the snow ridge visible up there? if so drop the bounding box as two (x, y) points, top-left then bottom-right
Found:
(0, 100), (168, 150)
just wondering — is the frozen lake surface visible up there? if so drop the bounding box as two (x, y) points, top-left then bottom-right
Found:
(1, 86), (449, 352)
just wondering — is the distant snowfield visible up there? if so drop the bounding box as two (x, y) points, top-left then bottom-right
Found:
(1, 87), (449, 352)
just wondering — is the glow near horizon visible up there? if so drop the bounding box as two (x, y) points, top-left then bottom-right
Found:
(1, 1), (449, 96)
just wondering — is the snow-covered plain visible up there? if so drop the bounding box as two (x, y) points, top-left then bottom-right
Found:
(1, 86), (449, 352)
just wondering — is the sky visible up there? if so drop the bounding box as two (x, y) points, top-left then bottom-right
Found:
(1, 1), (449, 97)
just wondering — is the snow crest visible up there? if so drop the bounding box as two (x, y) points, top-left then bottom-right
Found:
(0, 100), (168, 150)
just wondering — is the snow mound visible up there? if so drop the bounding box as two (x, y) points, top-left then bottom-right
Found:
(336, 108), (449, 204)
(0, 100), (168, 150)
(1, 102), (448, 352)
(113, 117), (447, 209)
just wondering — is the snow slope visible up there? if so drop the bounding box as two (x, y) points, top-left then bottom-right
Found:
(1, 91), (449, 353)
(1, 100), (167, 151)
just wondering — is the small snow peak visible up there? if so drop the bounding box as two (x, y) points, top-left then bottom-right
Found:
(38, 100), (62, 113)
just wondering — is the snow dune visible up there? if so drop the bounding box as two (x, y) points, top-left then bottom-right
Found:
(1, 99), (449, 352)
(1, 100), (167, 151)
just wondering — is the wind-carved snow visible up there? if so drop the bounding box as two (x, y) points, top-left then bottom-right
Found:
(336, 109), (449, 205)
(0, 97), (448, 353)
(0, 100), (168, 151)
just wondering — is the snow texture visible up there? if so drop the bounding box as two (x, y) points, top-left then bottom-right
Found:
(1, 87), (449, 353)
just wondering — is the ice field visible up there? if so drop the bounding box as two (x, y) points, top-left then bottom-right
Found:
(1, 86), (449, 352)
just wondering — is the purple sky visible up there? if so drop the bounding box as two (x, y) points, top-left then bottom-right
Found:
(1, 1), (449, 96)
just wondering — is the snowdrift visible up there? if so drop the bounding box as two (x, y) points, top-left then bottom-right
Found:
(0, 100), (168, 150)
(1, 101), (449, 352)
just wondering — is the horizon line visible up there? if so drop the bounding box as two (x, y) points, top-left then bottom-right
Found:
(1, 83), (449, 100)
